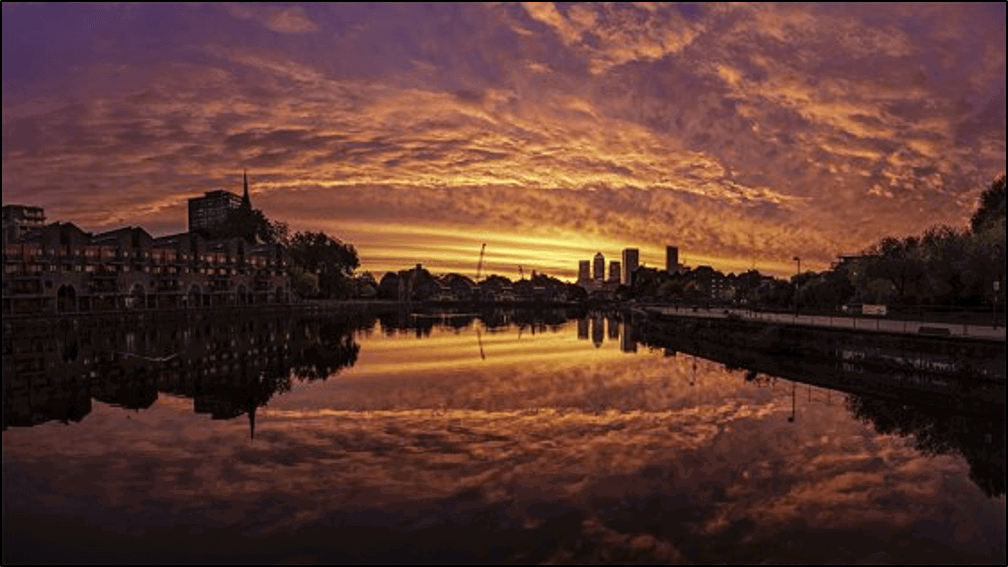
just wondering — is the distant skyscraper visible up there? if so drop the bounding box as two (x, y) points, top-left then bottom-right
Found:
(621, 248), (639, 286)
(593, 252), (605, 282)
(609, 260), (621, 283)
(578, 260), (591, 283)
(666, 246), (679, 274)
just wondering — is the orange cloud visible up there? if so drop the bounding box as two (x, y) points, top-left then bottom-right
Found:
(2, 3), (1004, 277)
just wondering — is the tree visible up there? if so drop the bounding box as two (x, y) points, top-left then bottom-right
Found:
(657, 279), (683, 300)
(861, 236), (925, 305)
(287, 231), (360, 299)
(919, 226), (979, 305)
(290, 320), (360, 381)
(289, 266), (319, 298)
(970, 174), (1006, 234)
(798, 270), (854, 309)
(753, 278), (792, 307)
(353, 271), (378, 298)
(376, 272), (401, 300)
(198, 206), (288, 245)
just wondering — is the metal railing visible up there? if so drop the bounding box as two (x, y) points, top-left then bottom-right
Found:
(647, 304), (1007, 342)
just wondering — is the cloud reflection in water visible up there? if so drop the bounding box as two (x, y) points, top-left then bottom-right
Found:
(2, 317), (1004, 563)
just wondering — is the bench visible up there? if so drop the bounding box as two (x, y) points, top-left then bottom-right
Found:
(918, 326), (951, 336)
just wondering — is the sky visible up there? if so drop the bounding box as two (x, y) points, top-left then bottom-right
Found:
(2, 3), (1005, 280)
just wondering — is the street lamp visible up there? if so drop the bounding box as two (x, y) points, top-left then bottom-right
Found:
(994, 280), (1001, 329)
(792, 256), (801, 317)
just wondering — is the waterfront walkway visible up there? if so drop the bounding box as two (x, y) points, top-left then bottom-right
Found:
(643, 305), (1007, 342)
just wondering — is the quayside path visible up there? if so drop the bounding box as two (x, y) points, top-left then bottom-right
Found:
(640, 305), (1007, 343)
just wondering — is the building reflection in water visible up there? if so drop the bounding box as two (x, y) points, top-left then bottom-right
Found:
(3, 313), (361, 438)
(591, 314), (604, 347)
(4, 307), (587, 436)
(576, 313), (637, 353)
(4, 308), (1003, 499)
(620, 318), (637, 353)
(607, 316), (619, 341)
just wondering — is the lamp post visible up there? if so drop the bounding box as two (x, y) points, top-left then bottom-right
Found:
(995, 280), (1001, 329)
(792, 256), (801, 318)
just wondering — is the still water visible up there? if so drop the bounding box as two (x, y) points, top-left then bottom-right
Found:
(3, 311), (1005, 563)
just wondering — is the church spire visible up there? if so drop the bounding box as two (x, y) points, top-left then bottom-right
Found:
(241, 169), (252, 210)
(248, 403), (256, 441)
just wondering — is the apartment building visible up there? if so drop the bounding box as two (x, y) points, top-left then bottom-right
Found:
(3, 222), (289, 315)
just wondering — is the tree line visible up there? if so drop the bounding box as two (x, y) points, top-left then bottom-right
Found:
(617, 175), (1005, 313)
(815, 174), (1005, 309)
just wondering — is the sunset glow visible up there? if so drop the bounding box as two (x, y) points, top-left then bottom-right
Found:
(3, 3), (1005, 277)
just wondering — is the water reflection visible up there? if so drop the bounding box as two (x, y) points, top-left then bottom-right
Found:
(3, 313), (360, 436)
(846, 394), (1006, 498)
(3, 309), (1005, 563)
(638, 315), (1006, 498)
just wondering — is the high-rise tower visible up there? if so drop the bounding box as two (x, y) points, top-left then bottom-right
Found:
(666, 246), (679, 274)
(621, 248), (639, 286)
(593, 252), (605, 283)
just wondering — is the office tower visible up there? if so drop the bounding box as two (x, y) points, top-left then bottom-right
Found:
(578, 260), (591, 283)
(621, 248), (639, 286)
(666, 246), (679, 274)
(593, 252), (605, 282)
(609, 260), (621, 283)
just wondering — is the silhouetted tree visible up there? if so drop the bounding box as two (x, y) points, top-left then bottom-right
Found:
(861, 236), (926, 305)
(798, 270), (855, 309)
(970, 174), (1006, 234)
(846, 394), (1005, 497)
(199, 206), (288, 245)
(377, 272), (401, 300)
(289, 266), (320, 298)
(290, 320), (360, 381)
(287, 231), (360, 299)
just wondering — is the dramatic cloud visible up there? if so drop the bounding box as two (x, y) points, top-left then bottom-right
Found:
(3, 3), (1005, 277)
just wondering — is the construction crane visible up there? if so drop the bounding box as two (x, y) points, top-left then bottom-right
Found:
(475, 243), (486, 282)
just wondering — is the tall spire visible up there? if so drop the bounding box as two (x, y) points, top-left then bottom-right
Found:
(241, 169), (252, 210)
